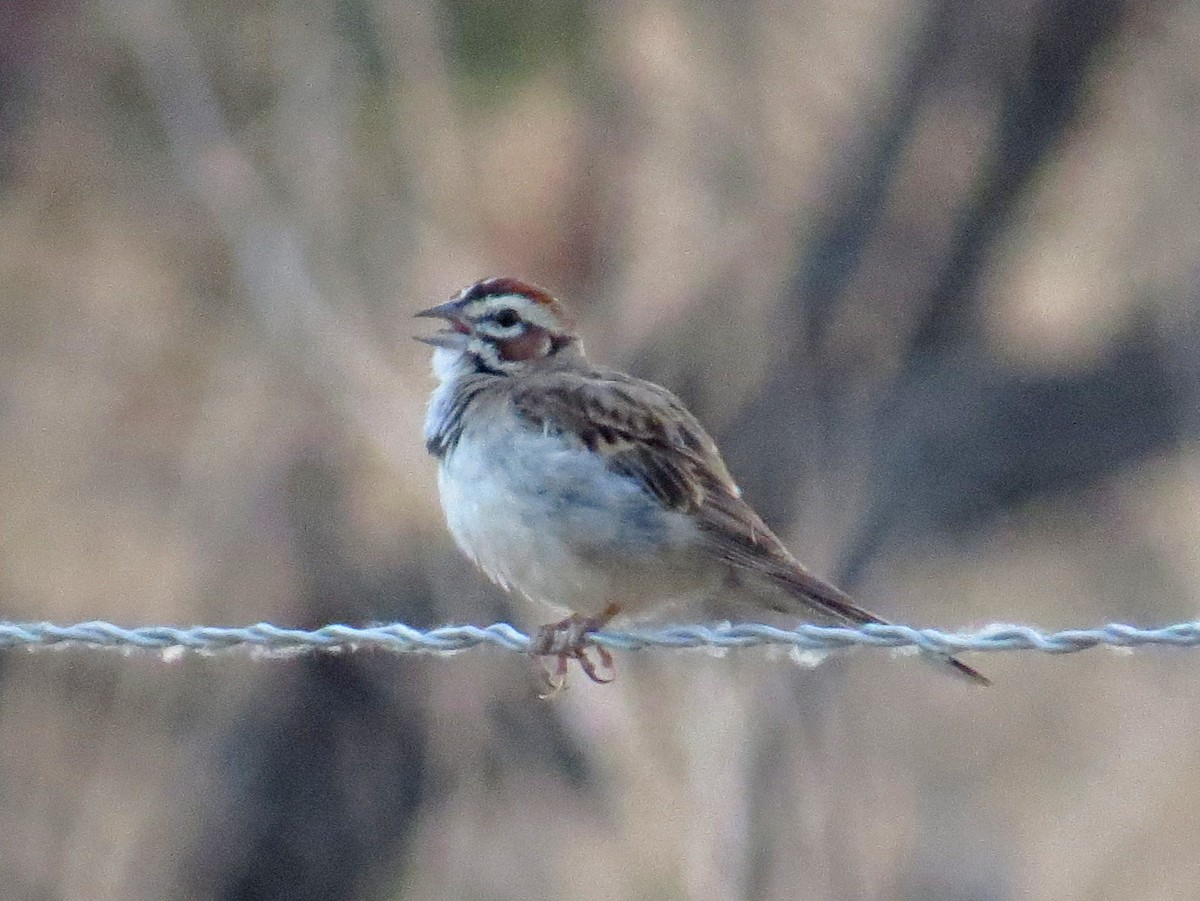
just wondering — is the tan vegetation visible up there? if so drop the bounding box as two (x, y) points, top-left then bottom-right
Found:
(1, 1), (1199, 898)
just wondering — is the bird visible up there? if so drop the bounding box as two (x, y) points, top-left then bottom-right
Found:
(417, 277), (988, 692)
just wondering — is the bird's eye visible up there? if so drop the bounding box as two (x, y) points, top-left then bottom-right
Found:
(493, 309), (520, 328)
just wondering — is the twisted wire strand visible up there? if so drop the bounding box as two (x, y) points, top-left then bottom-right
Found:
(0, 619), (1198, 658)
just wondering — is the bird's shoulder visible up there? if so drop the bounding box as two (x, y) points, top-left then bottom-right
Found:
(507, 364), (738, 511)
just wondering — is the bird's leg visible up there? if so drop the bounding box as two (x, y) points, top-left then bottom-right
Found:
(529, 603), (621, 696)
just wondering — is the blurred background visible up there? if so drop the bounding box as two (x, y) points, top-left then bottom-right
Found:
(1, 0), (1199, 898)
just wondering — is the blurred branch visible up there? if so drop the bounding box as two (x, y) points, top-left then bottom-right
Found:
(102, 0), (411, 462)
(833, 0), (1132, 587)
(906, 0), (1129, 355)
(723, 0), (1140, 595)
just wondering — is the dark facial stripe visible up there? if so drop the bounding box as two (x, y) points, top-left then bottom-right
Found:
(425, 379), (487, 457)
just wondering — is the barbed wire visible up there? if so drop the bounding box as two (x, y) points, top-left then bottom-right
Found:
(1, 619), (1199, 660)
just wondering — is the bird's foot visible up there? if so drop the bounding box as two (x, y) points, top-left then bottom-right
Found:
(528, 606), (619, 697)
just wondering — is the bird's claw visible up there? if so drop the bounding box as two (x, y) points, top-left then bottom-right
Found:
(529, 612), (617, 697)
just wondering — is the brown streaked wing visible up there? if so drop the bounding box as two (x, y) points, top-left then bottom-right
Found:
(509, 369), (812, 580)
(509, 367), (736, 512)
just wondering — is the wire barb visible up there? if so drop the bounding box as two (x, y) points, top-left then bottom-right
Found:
(0, 619), (1199, 660)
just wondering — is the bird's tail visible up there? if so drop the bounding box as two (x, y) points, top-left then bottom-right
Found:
(767, 565), (991, 687)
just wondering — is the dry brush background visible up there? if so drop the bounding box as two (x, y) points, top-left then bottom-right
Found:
(1, 0), (1200, 899)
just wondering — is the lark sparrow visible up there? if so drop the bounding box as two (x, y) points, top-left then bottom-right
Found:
(418, 277), (988, 690)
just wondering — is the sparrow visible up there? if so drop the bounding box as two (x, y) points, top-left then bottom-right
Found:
(418, 277), (988, 691)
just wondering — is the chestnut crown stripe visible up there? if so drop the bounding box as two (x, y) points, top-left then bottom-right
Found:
(459, 276), (555, 306)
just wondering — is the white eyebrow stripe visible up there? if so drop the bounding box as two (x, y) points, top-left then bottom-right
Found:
(476, 323), (524, 339)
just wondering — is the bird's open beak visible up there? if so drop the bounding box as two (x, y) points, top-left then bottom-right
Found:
(415, 299), (467, 322)
(414, 300), (471, 348)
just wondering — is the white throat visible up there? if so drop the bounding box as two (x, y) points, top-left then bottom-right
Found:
(430, 345), (474, 383)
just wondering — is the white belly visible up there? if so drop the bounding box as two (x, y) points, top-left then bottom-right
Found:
(437, 416), (718, 617)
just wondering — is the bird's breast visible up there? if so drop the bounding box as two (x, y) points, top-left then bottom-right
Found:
(435, 408), (715, 615)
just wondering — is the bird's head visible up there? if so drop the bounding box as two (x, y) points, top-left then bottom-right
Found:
(416, 277), (582, 375)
